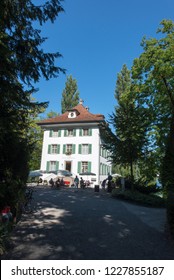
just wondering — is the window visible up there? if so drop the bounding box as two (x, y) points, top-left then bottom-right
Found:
(68, 111), (77, 118)
(79, 144), (92, 154)
(79, 128), (92, 136)
(52, 131), (58, 137)
(48, 144), (60, 154)
(63, 144), (75, 154)
(66, 144), (73, 154)
(78, 161), (91, 173)
(50, 161), (56, 171)
(67, 129), (73, 136)
(82, 161), (88, 173)
(49, 130), (61, 137)
(101, 146), (109, 158)
(51, 145), (58, 154)
(64, 129), (76, 137)
(46, 161), (59, 172)
(83, 129), (89, 136)
(82, 144), (89, 154)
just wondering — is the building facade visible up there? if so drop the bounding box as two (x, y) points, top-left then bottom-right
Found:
(38, 102), (112, 185)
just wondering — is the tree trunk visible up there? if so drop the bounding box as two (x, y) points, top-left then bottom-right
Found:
(162, 111), (174, 238)
(130, 158), (134, 191)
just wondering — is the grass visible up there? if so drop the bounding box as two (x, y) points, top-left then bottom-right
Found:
(112, 188), (166, 208)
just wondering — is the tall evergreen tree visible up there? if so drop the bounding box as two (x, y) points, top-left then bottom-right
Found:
(100, 65), (149, 190)
(61, 75), (80, 113)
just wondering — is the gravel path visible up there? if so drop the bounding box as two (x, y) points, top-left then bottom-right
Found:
(2, 186), (174, 260)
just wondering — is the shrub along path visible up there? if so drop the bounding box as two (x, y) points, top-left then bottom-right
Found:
(2, 186), (174, 260)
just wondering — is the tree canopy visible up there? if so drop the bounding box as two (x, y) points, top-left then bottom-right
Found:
(132, 19), (174, 186)
(0, 0), (65, 212)
(100, 65), (149, 189)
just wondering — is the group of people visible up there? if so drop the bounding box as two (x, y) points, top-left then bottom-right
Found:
(101, 175), (115, 192)
(49, 178), (64, 188)
(74, 176), (90, 188)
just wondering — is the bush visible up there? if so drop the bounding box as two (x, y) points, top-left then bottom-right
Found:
(112, 189), (166, 208)
(116, 177), (160, 194)
(133, 179), (159, 194)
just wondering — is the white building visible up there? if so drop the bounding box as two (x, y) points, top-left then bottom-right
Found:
(38, 101), (112, 186)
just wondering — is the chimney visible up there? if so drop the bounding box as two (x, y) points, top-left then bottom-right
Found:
(85, 106), (89, 111)
(79, 99), (84, 105)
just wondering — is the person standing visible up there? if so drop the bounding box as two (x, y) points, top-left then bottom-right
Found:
(74, 176), (79, 188)
(102, 179), (107, 189)
(80, 177), (84, 188)
(49, 178), (54, 188)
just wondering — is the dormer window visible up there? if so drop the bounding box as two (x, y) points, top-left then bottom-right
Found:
(68, 111), (76, 118)
(67, 109), (79, 118)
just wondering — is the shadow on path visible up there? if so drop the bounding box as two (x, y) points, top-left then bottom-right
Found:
(2, 186), (174, 260)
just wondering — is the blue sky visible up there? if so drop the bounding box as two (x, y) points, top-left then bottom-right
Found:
(35, 0), (174, 120)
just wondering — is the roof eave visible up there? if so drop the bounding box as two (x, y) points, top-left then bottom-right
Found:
(37, 119), (105, 128)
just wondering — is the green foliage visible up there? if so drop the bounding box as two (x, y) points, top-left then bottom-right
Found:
(112, 189), (166, 208)
(100, 65), (149, 189)
(28, 121), (44, 171)
(47, 110), (59, 118)
(115, 176), (159, 194)
(61, 75), (80, 113)
(0, 0), (65, 221)
(132, 19), (174, 167)
(132, 19), (174, 238)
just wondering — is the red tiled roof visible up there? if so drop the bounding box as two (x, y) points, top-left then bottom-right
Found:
(38, 104), (105, 125)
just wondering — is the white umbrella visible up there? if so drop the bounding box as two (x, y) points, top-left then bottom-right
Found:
(112, 173), (121, 177)
(29, 170), (43, 178)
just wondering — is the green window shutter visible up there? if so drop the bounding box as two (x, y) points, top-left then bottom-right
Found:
(63, 144), (66, 154)
(88, 144), (92, 154)
(100, 163), (102, 175)
(88, 162), (91, 172)
(102, 164), (104, 175)
(56, 161), (59, 171)
(78, 144), (82, 154)
(46, 162), (50, 172)
(72, 144), (76, 154)
(48, 145), (51, 154)
(49, 130), (53, 137)
(57, 145), (60, 154)
(79, 129), (82, 136)
(78, 162), (81, 173)
(58, 130), (61, 137)
(89, 128), (92, 136)
(64, 130), (67, 137)
(73, 129), (76, 136)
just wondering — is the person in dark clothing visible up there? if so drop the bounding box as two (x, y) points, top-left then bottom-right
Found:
(74, 176), (79, 188)
(56, 178), (60, 188)
(102, 179), (107, 189)
(49, 178), (54, 187)
(80, 177), (85, 188)
(107, 179), (112, 193)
